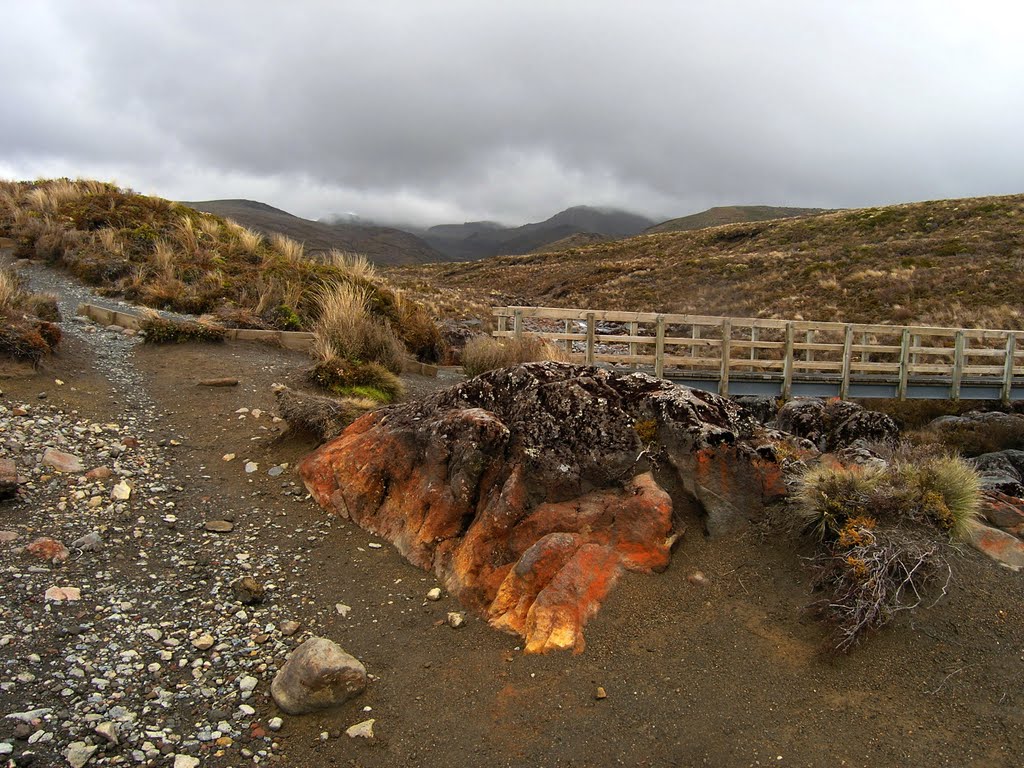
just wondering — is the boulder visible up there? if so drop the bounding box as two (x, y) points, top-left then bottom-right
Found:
(773, 398), (898, 452)
(971, 450), (1024, 497)
(270, 637), (367, 715)
(299, 362), (804, 652)
(967, 521), (1024, 570)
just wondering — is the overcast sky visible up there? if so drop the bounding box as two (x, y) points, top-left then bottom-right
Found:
(1, 1), (1023, 227)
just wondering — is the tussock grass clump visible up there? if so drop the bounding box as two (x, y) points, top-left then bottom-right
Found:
(139, 315), (227, 344)
(311, 282), (406, 374)
(274, 386), (376, 443)
(793, 449), (981, 652)
(327, 249), (378, 282)
(462, 335), (568, 377)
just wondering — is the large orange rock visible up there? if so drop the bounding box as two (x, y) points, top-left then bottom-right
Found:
(300, 362), (801, 652)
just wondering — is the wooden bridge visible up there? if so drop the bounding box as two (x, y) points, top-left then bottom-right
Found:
(493, 306), (1024, 402)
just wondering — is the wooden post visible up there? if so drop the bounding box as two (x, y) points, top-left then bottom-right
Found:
(564, 319), (572, 354)
(1002, 332), (1017, 404)
(513, 309), (523, 339)
(804, 329), (814, 363)
(496, 313), (507, 335)
(585, 312), (596, 366)
(654, 316), (665, 378)
(911, 334), (920, 368)
(628, 321), (638, 358)
(840, 324), (854, 400)
(951, 330), (965, 401)
(719, 318), (732, 396)
(750, 326), (759, 362)
(897, 328), (911, 400)
(782, 322), (795, 400)
(691, 324), (701, 361)
(861, 332), (870, 363)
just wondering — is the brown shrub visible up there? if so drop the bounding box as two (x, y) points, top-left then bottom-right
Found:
(461, 335), (568, 377)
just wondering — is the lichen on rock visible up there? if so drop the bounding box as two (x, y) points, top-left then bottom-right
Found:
(299, 362), (805, 652)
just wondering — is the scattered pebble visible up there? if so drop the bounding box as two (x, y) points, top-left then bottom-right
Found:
(447, 612), (465, 629)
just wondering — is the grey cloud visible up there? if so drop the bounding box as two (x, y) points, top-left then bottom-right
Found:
(2, 0), (1023, 226)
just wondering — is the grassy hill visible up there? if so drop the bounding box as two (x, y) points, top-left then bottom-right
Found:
(647, 205), (829, 234)
(388, 194), (1024, 330)
(184, 199), (446, 266)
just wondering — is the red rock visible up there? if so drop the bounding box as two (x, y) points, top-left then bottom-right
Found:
(967, 522), (1024, 569)
(26, 537), (69, 563)
(84, 466), (113, 481)
(982, 491), (1024, 530)
(299, 363), (802, 653)
(41, 448), (84, 473)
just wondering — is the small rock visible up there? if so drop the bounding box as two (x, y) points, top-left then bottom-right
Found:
(595, 686), (608, 700)
(110, 480), (132, 501)
(204, 520), (234, 533)
(0, 531), (17, 543)
(267, 717), (283, 732)
(65, 741), (98, 767)
(94, 721), (119, 744)
(0, 458), (18, 498)
(173, 756), (201, 768)
(238, 675), (259, 693)
(84, 466), (112, 481)
(447, 612), (465, 629)
(192, 634), (215, 650)
(271, 637), (368, 715)
(222, 453), (236, 462)
(336, 603), (351, 618)
(41, 448), (84, 473)
(268, 465), (284, 477)
(279, 620), (301, 637)
(44, 586), (81, 602)
(198, 378), (239, 387)
(345, 719), (375, 739)
(231, 576), (266, 605)
(426, 587), (442, 601)
(244, 462), (258, 474)
(687, 570), (708, 586)
(26, 537), (69, 563)
(71, 532), (103, 552)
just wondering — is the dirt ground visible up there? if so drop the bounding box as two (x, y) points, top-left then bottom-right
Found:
(3, 284), (1024, 767)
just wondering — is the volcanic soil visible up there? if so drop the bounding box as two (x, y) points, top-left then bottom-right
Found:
(1, 252), (1023, 768)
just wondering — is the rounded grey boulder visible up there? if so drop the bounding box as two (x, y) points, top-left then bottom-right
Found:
(270, 637), (367, 715)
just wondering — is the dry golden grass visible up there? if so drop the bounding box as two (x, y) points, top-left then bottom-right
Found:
(270, 232), (305, 264)
(0, 268), (22, 310)
(326, 249), (379, 282)
(388, 193), (1024, 331)
(311, 281), (406, 373)
(462, 335), (568, 377)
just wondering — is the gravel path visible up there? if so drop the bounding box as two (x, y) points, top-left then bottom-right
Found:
(0, 256), (333, 766)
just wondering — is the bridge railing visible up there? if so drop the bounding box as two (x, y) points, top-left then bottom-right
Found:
(492, 306), (1024, 401)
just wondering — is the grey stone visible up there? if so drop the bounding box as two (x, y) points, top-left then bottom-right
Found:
(271, 637), (367, 715)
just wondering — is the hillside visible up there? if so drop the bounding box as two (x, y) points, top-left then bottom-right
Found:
(184, 199), (446, 266)
(388, 194), (1024, 329)
(419, 205), (654, 261)
(647, 205), (830, 234)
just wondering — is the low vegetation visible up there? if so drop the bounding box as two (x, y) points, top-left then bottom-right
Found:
(390, 193), (1024, 331)
(139, 314), (227, 345)
(793, 450), (982, 652)
(0, 179), (444, 367)
(274, 386), (376, 443)
(461, 335), (568, 377)
(0, 266), (61, 364)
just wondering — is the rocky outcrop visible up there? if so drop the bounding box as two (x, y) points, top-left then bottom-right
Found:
(773, 398), (898, 452)
(299, 362), (805, 653)
(971, 450), (1024, 497)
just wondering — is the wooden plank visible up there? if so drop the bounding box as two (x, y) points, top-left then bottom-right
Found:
(792, 360), (845, 372)
(782, 322), (794, 400)
(654, 316), (666, 378)
(750, 326), (759, 361)
(691, 324), (701, 359)
(719, 318), (731, 395)
(585, 312), (596, 365)
(628, 321), (638, 357)
(946, 331), (962, 403)
(897, 328), (911, 400)
(840, 324), (854, 399)
(564, 319), (572, 354)
(496, 314), (507, 334)
(513, 308), (524, 339)
(1003, 333), (1017, 403)
(804, 329), (814, 362)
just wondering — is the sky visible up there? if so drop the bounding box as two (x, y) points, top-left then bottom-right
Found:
(1, 1), (1023, 227)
